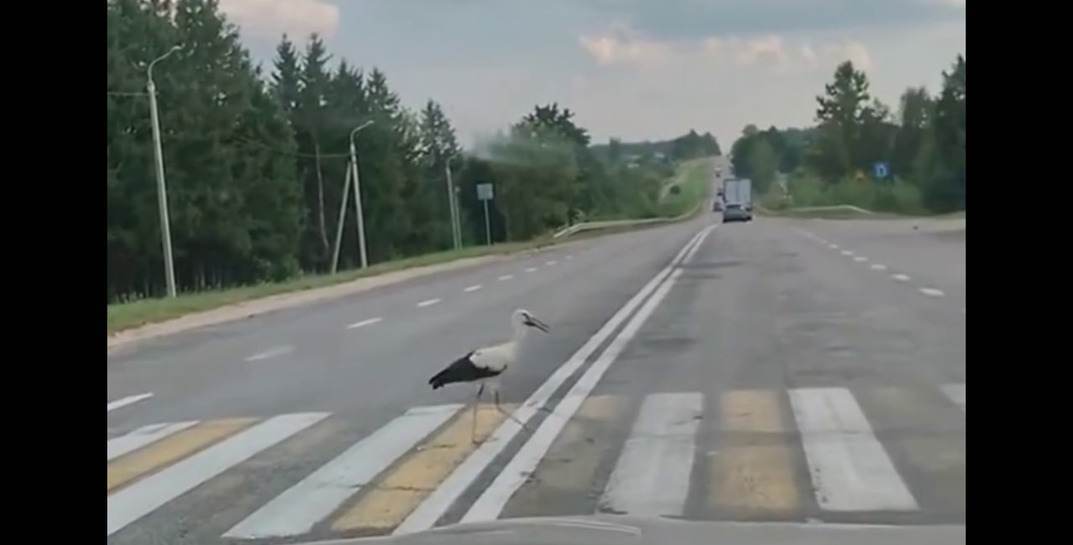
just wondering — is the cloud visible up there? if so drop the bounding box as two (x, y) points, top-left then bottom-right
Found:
(218, 0), (340, 40)
(820, 41), (874, 71)
(578, 0), (966, 39)
(735, 35), (788, 66)
(578, 24), (674, 66)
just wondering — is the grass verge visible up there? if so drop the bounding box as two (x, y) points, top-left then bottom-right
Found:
(659, 157), (714, 217)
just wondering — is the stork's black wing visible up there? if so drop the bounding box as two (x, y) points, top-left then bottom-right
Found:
(428, 351), (502, 389)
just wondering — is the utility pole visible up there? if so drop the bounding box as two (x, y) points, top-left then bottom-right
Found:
(147, 44), (182, 298)
(330, 163), (352, 274)
(445, 162), (461, 250)
(349, 121), (374, 268)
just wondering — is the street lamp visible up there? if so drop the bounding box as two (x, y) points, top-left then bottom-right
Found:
(147, 44), (182, 297)
(349, 120), (374, 268)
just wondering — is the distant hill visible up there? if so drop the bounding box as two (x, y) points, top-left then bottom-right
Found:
(591, 130), (722, 163)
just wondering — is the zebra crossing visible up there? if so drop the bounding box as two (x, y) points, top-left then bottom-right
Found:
(107, 382), (966, 542)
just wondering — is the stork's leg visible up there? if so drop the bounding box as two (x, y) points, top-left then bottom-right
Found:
(494, 388), (529, 431)
(472, 384), (484, 442)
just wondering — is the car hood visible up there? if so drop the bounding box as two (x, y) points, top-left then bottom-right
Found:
(294, 516), (965, 545)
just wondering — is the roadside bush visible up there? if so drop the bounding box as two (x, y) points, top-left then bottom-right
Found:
(786, 173), (924, 214)
(759, 187), (792, 210)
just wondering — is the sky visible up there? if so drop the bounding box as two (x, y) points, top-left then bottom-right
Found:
(218, 0), (966, 150)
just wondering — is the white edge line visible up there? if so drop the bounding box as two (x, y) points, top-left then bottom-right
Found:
(460, 228), (714, 523)
(417, 298), (442, 308)
(394, 225), (714, 535)
(107, 392), (154, 413)
(347, 317), (382, 329)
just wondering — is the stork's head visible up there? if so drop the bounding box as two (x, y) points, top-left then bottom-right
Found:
(513, 308), (550, 333)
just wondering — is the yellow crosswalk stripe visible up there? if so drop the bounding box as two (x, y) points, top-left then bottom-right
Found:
(107, 418), (257, 492)
(330, 404), (515, 532)
(710, 389), (799, 516)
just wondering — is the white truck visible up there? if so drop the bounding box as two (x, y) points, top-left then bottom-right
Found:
(722, 178), (753, 222)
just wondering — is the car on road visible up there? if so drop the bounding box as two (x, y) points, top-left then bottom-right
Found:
(722, 203), (750, 222)
(712, 198), (723, 212)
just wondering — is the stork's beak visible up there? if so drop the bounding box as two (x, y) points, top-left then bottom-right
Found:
(525, 315), (550, 333)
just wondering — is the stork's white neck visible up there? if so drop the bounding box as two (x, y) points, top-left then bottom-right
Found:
(511, 318), (530, 342)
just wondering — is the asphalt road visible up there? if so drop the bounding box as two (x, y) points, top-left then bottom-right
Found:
(107, 206), (965, 544)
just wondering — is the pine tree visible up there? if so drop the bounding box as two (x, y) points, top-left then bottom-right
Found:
(298, 34), (333, 269)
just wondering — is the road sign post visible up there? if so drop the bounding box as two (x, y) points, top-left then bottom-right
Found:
(477, 183), (494, 246)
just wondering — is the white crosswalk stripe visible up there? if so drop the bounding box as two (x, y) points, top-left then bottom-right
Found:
(106, 382), (962, 541)
(598, 392), (702, 516)
(788, 387), (918, 512)
(108, 412), (329, 536)
(107, 421), (199, 461)
(224, 404), (462, 539)
(941, 383), (965, 411)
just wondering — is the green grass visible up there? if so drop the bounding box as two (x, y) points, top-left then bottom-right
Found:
(109, 157), (715, 335)
(659, 157), (714, 217)
(108, 240), (544, 334)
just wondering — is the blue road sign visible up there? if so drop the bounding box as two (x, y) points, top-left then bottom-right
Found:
(873, 162), (890, 180)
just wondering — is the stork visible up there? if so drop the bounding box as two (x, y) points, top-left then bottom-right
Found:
(428, 308), (550, 442)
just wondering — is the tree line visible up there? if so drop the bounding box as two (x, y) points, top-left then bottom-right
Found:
(107, 0), (712, 302)
(591, 130), (722, 164)
(731, 56), (965, 212)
